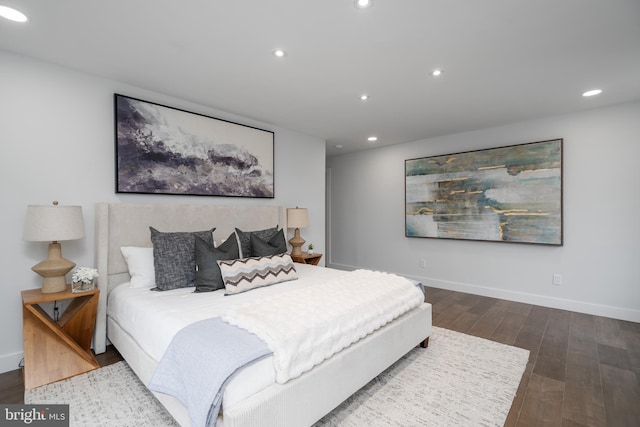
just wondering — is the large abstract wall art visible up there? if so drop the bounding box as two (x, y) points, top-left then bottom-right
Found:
(115, 94), (274, 198)
(405, 139), (563, 245)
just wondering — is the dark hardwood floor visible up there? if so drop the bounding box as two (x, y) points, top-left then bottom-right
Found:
(1, 287), (638, 426)
(425, 287), (640, 427)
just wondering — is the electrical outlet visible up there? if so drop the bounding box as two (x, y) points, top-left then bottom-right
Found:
(553, 274), (562, 285)
(419, 259), (426, 269)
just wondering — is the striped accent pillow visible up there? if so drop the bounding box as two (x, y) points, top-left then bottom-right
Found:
(218, 254), (298, 295)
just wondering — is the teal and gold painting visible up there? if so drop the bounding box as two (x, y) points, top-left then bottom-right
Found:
(405, 139), (562, 245)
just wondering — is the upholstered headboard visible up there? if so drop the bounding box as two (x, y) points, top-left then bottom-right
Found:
(93, 203), (287, 353)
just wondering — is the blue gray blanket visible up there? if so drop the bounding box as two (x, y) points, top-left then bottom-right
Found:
(148, 317), (272, 427)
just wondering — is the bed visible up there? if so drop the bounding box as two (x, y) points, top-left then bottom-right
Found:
(94, 202), (432, 427)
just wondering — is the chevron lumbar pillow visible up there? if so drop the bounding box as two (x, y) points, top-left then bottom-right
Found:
(218, 254), (298, 295)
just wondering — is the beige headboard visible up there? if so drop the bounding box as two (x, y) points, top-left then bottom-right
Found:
(93, 203), (287, 353)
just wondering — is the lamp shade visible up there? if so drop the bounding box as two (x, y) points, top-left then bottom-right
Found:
(287, 208), (309, 229)
(24, 204), (85, 242)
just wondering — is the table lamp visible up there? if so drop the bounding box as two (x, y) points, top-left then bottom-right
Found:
(287, 207), (308, 257)
(23, 201), (85, 293)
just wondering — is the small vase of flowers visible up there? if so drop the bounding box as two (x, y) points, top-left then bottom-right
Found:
(308, 244), (314, 255)
(72, 267), (99, 293)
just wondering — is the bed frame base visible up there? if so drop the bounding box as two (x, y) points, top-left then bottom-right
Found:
(109, 304), (432, 427)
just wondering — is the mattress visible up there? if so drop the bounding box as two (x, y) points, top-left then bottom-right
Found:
(107, 264), (353, 410)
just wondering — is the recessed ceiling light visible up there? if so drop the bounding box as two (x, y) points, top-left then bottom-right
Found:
(334, 144), (344, 149)
(355, 0), (373, 9)
(431, 69), (443, 77)
(273, 49), (286, 58)
(368, 136), (378, 142)
(582, 89), (602, 97)
(0, 5), (28, 22)
(360, 94), (369, 101)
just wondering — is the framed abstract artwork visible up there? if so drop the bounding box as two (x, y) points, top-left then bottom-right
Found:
(405, 139), (563, 245)
(115, 94), (274, 198)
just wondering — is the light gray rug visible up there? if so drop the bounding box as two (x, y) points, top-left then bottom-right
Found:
(25, 359), (178, 427)
(315, 327), (529, 426)
(26, 327), (528, 427)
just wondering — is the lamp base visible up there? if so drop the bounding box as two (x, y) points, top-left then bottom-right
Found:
(289, 228), (305, 257)
(31, 242), (75, 293)
(40, 275), (69, 294)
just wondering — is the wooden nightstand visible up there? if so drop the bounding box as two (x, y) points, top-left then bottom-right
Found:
(22, 285), (100, 389)
(290, 252), (323, 265)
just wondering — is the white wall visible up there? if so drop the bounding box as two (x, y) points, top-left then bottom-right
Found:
(0, 50), (326, 373)
(327, 101), (640, 323)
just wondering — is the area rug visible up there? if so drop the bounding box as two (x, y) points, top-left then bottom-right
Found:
(314, 327), (529, 426)
(25, 359), (178, 427)
(25, 327), (529, 427)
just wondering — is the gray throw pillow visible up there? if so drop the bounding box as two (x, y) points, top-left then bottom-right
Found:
(194, 233), (240, 292)
(150, 227), (215, 291)
(249, 228), (287, 257)
(235, 226), (278, 258)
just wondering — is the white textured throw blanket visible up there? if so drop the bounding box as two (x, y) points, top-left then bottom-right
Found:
(222, 269), (424, 383)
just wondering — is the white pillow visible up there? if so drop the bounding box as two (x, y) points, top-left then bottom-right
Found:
(120, 246), (156, 288)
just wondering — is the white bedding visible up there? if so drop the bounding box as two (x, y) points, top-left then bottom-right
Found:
(223, 270), (424, 383)
(107, 264), (352, 409)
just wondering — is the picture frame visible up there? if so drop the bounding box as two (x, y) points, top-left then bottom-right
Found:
(114, 94), (274, 198)
(405, 139), (563, 245)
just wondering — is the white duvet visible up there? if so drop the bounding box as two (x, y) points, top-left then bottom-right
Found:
(108, 265), (358, 406)
(107, 265), (424, 411)
(222, 269), (424, 383)
(107, 264), (345, 362)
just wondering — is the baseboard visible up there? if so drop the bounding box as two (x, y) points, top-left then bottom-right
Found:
(0, 350), (23, 375)
(327, 262), (640, 323)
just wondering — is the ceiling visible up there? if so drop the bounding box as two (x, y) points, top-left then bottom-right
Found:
(2, 1), (639, 156)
